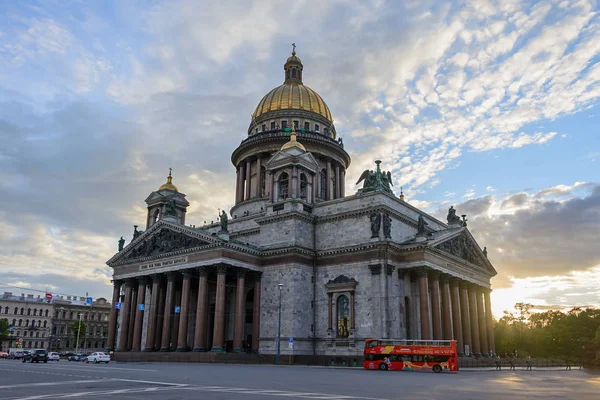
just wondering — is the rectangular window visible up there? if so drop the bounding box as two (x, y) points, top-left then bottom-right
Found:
(261, 124), (266, 131)
(315, 124), (320, 132)
(281, 121), (288, 129)
(270, 121), (276, 130)
(293, 120), (299, 128)
(304, 122), (310, 131)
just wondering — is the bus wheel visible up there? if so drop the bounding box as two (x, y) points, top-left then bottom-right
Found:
(433, 364), (442, 373)
(378, 363), (388, 371)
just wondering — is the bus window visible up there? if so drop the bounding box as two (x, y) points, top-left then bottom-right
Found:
(366, 341), (379, 348)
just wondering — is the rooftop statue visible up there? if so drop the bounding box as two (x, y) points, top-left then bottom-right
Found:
(417, 215), (428, 236)
(356, 160), (393, 194)
(164, 199), (178, 217)
(219, 210), (228, 232)
(447, 206), (461, 225)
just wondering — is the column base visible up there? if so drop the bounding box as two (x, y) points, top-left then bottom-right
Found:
(159, 347), (171, 352)
(176, 347), (190, 352)
(192, 347), (207, 352)
(472, 353), (482, 358)
(233, 348), (244, 353)
(143, 347), (155, 352)
(211, 347), (225, 353)
(482, 353), (490, 358)
(458, 352), (464, 357)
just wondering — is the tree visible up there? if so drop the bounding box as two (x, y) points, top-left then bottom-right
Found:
(0, 318), (10, 351)
(69, 321), (86, 340)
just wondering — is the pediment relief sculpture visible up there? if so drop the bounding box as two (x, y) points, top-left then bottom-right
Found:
(124, 228), (209, 261)
(434, 233), (484, 267)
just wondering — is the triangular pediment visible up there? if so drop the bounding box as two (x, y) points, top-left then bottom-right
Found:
(431, 229), (497, 276)
(265, 150), (319, 172)
(107, 221), (217, 266)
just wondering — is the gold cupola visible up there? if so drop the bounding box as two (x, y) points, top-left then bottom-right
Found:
(281, 125), (306, 152)
(158, 168), (179, 192)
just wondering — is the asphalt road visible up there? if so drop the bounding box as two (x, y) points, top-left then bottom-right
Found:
(0, 359), (598, 399)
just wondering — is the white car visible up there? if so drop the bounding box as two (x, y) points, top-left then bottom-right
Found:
(48, 352), (60, 362)
(86, 352), (110, 364)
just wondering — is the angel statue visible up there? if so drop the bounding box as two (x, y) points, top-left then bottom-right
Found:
(355, 160), (394, 194)
(355, 169), (376, 192)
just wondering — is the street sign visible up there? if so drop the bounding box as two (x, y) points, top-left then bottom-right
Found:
(9, 327), (14, 332)
(115, 302), (122, 310)
(174, 306), (181, 313)
(288, 342), (294, 349)
(86, 297), (93, 306)
(45, 293), (53, 301)
(289, 337), (294, 343)
(138, 304), (145, 311)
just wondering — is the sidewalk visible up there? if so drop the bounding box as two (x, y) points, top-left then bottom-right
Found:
(460, 366), (583, 372)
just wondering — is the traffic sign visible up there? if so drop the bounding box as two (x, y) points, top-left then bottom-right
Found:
(115, 302), (122, 310)
(86, 297), (93, 306)
(45, 293), (53, 301)
(9, 327), (14, 332)
(138, 304), (145, 311)
(289, 337), (294, 343)
(174, 306), (181, 313)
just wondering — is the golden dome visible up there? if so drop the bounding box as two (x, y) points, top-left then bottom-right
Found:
(281, 126), (306, 152)
(158, 168), (179, 192)
(252, 50), (333, 122)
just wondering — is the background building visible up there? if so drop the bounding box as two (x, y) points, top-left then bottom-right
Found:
(50, 296), (111, 353)
(0, 292), (53, 351)
(106, 51), (497, 363)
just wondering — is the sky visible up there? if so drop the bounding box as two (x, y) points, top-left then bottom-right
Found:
(0, 0), (599, 319)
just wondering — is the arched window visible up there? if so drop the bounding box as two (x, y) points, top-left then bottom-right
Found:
(153, 209), (160, 224)
(14, 307), (18, 314)
(37, 320), (41, 327)
(260, 167), (266, 197)
(12, 319), (16, 326)
(320, 169), (327, 199)
(45, 310), (48, 317)
(20, 308), (24, 315)
(36, 332), (39, 338)
(331, 172), (337, 198)
(300, 173), (307, 199)
(292, 69), (297, 78)
(337, 295), (350, 338)
(18, 319), (22, 326)
(43, 321), (47, 328)
(24, 331), (28, 337)
(25, 319), (29, 327)
(34, 341), (38, 348)
(286, 70), (290, 80)
(33, 309), (37, 316)
(27, 308), (31, 316)
(66, 340), (70, 349)
(278, 173), (289, 200)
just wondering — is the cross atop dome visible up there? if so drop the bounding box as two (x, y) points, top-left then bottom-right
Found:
(284, 44), (303, 84)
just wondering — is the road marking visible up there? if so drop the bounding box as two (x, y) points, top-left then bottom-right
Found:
(180, 386), (390, 399)
(115, 378), (187, 386)
(21, 364), (158, 373)
(0, 379), (110, 390)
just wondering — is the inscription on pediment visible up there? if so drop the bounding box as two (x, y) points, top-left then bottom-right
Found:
(435, 234), (483, 267)
(125, 228), (209, 261)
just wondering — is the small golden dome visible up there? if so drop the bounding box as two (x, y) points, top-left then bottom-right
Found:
(281, 126), (306, 152)
(158, 168), (179, 192)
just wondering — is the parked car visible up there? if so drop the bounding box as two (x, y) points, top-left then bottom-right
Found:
(47, 352), (60, 361)
(0, 352), (8, 359)
(67, 354), (86, 362)
(86, 352), (110, 364)
(22, 349), (48, 363)
(8, 349), (24, 359)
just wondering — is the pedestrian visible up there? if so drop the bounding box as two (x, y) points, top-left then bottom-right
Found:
(565, 359), (571, 371)
(526, 356), (532, 371)
(495, 357), (501, 371)
(509, 358), (515, 371)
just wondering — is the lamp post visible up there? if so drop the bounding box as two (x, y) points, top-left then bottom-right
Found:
(75, 313), (83, 354)
(275, 283), (283, 365)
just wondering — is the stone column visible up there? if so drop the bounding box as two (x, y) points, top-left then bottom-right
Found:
(193, 268), (209, 352)
(416, 268), (432, 340)
(154, 281), (166, 351)
(117, 280), (133, 351)
(430, 271), (443, 340)
(335, 165), (340, 199)
(484, 289), (496, 356)
(172, 289), (181, 350)
(256, 158), (262, 197)
(176, 273), (192, 351)
(132, 279), (147, 352)
(350, 291), (356, 329)
(245, 159), (251, 200)
(211, 265), (227, 352)
(327, 293), (333, 330)
(450, 278), (464, 355)
(291, 166), (298, 198)
(340, 169), (345, 198)
(160, 273), (176, 351)
(235, 166), (241, 203)
(106, 281), (121, 351)
(144, 276), (160, 351)
(460, 281), (472, 355)
(476, 288), (489, 357)
(468, 284), (481, 356)
(233, 270), (246, 352)
(251, 274), (261, 351)
(326, 160), (332, 200)
(127, 285), (137, 349)
(441, 275), (453, 340)
(268, 172), (274, 202)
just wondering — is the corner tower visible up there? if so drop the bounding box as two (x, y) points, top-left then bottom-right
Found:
(231, 49), (350, 216)
(144, 169), (189, 228)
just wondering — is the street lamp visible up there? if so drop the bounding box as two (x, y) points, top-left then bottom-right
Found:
(75, 313), (83, 354)
(275, 283), (283, 365)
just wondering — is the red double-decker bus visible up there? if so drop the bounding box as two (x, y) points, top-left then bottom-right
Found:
(363, 339), (458, 373)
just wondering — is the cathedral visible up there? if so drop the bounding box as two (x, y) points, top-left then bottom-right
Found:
(106, 50), (497, 363)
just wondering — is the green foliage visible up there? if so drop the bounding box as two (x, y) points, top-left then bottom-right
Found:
(0, 318), (10, 338)
(494, 304), (600, 366)
(69, 321), (86, 339)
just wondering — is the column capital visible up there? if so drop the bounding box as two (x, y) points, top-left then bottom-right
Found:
(236, 268), (247, 278)
(397, 269), (406, 279)
(450, 277), (461, 286)
(216, 264), (228, 274)
(477, 286), (491, 294)
(428, 269), (441, 280)
(124, 278), (137, 286)
(112, 279), (123, 288)
(180, 270), (193, 280)
(467, 282), (479, 291)
(252, 271), (263, 281)
(151, 274), (163, 283)
(439, 274), (450, 284)
(138, 277), (152, 286)
(165, 271), (179, 281)
(196, 267), (209, 276)
(414, 266), (430, 277)
(368, 264), (382, 275)
(459, 280), (470, 290)
(385, 264), (395, 276)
